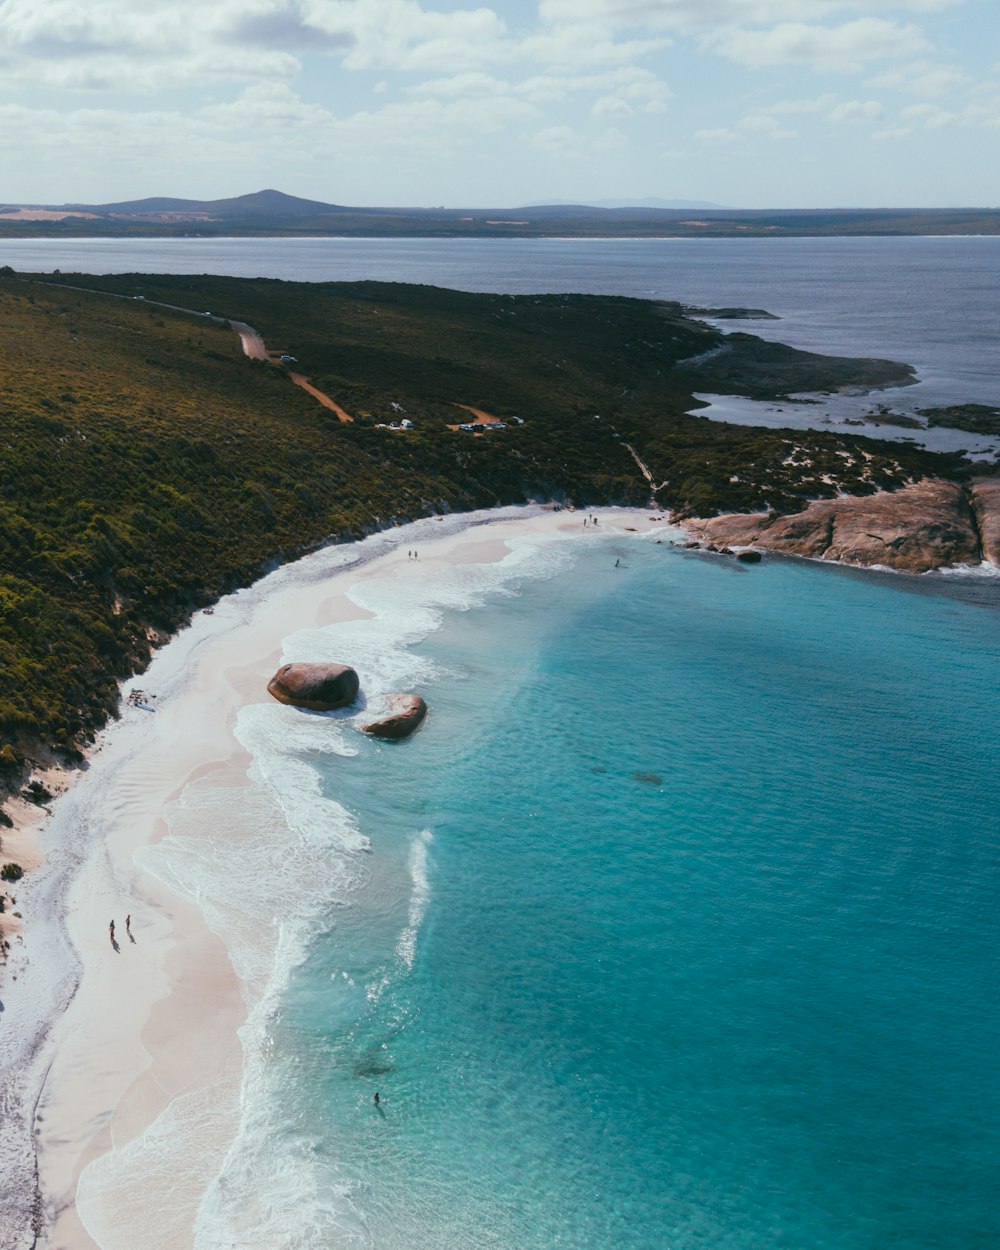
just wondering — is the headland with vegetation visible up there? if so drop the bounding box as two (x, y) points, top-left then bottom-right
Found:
(0, 269), (988, 807)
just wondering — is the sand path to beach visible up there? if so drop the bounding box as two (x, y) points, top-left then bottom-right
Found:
(229, 319), (353, 420)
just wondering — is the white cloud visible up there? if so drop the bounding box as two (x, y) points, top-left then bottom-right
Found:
(522, 121), (630, 161)
(867, 60), (970, 97)
(411, 71), (508, 98)
(539, 0), (961, 29)
(200, 82), (336, 130)
(0, 0), (515, 88)
(705, 19), (929, 73)
(516, 25), (670, 70)
(694, 127), (738, 143)
(593, 94), (633, 117)
(900, 102), (958, 127)
(412, 65), (671, 115)
(738, 113), (797, 138)
(328, 0), (508, 73)
(0, 80), (550, 195)
(594, 125), (629, 151)
(829, 98), (885, 122)
(528, 124), (577, 154)
(0, 0), (355, 88)
(763, 93), (838, 114)
(872, 125), (914, 140)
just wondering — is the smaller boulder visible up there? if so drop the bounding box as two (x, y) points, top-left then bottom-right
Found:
(267, 662), (359, 711)
(736, 550), (762, 563)
(363, 694), (428, 741)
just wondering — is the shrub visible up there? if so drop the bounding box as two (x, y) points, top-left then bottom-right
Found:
(1, 862), (23, 882)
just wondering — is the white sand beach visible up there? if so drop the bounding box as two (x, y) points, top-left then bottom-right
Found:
(0, 505), (669, 1250)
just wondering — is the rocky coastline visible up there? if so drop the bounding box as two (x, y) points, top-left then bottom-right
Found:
(683, 476), (1000, 574)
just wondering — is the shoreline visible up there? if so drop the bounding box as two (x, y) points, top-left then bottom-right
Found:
(0, 503), (670, 1250)
(2, 498), (996, 1248)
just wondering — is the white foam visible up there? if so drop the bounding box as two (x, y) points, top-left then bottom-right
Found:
(24, 506), (651, 1250)
(397, 829), (432, 973)
(933, 559), (1000, 579)
(172, 526), (603, 1246)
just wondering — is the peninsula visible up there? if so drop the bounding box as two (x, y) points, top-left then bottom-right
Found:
(0, 269), (994, 805)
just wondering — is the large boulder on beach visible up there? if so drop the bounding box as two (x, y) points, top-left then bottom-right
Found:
(267, 662), (359, 710)
(363, 694), (427, 740)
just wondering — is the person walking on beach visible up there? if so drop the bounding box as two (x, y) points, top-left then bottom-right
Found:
(109, 919), (116, 948)
(126, 914), (133, 942)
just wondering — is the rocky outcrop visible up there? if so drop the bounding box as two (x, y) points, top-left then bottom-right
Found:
(675, 332), (916, 399)
(970, 477), (1000, 565)
(267, 662), (359, 710)
(685, 477), (1000, 574)
(363, 694), (427, 740)
(684, 305), (781, 321)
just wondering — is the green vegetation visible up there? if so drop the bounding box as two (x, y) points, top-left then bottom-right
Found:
(918, 405), (1000, 436)
(1, 863), (23, 883)
(0, 271), (973, 782)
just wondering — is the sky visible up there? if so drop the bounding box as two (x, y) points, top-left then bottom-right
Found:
(1, 0), (998, 209)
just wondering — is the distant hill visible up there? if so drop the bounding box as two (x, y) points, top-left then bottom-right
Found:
(2, 191), (999, 238)
(63, 188), (346, 219)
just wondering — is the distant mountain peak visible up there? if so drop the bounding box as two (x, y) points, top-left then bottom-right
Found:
(75, 188), (345, 218)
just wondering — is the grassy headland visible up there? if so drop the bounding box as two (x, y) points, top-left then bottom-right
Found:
(0, 270), (970, 789)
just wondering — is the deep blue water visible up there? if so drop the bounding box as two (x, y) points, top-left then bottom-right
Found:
(179, 531), (999, 1250)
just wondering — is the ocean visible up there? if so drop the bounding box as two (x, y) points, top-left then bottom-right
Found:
(89, 521), (1000, 1250)
(5, 235), (997, 1249)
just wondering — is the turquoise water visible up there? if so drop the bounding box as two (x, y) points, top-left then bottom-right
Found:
(174, 530), (999, 1250)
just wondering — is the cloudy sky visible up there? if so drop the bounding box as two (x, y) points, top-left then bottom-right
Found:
(2, 0), (997, 208)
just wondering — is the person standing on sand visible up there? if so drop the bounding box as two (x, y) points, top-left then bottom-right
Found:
(109, 919), (115, 943)
(126, 914), (132, 941)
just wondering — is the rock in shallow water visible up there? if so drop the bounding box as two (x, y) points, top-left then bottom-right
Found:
(363, 694), (428, 740)
(267, 661), (360, 710)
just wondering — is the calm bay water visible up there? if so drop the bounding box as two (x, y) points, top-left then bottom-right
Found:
(29, 235), (994, 1247)
(115, 524), (1000, 1250)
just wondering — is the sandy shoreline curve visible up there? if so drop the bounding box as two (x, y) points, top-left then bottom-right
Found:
(0, 503), (671, 1250)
